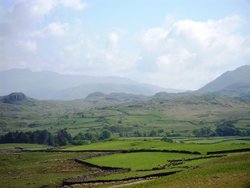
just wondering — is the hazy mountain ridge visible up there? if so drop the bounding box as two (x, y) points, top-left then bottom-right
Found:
(0, 69), (179, 100)
(1, 65), (250, 101)
(198, 65), (250, 95)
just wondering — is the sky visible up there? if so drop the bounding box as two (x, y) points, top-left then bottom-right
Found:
(0, 0), (250, 90)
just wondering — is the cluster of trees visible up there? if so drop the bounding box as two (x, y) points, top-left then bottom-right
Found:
(71, 130), (112, 145)
(193, 121), (250, 137)
(118, 129), (180, 137)
(0, 129), (71, 146)
(0, 129), (112, 146)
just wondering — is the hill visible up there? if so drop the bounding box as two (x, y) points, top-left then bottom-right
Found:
(198, 65), (250, 95)
(1, 91), (250, 137)
(0, 69), (178, 100)
(1, 92), (28, 104)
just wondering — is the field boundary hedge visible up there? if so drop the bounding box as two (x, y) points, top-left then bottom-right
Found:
(20, 148), (201, 154)
(167, 154), (225, 163)
(62, 170), (180, 186)
(207, 148), (250, 155)
(120, 149), (201, 155)
(75, 158), (131, 172)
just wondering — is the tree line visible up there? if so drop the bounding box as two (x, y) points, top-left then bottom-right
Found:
(0, 129), (112, 146)
(193, 121), (250, 137)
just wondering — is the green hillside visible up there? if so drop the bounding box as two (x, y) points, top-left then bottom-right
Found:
(1, 92), (250, 138)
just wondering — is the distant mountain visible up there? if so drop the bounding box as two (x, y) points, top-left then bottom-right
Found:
(198, 65), (250, 97)
(0, 69), (178, 100)
(84, 92), (148, 107)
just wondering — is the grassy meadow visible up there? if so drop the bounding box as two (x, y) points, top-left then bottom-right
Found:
(85, 152), (196, 170)
(70, 152), (250, 188)
(123, 152), (250, 188)
(65, 138), (250, 154)
(0, 151), (97, 188)
(0, 137), (249, 187)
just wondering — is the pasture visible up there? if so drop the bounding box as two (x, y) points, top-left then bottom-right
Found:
(85, 152), (196, 170)
(64, 137), (250, 154)
(124, 152), (250, 188)
(0, 137), (249, 187)
(0, 151), (96, 188)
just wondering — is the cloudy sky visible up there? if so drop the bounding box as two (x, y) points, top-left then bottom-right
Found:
(1, 0), (250, 90)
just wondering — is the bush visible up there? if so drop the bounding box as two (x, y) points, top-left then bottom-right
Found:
(71, 140), (90, 145)
(161, 137), (173, 143)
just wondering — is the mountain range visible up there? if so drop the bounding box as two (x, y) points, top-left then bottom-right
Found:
(0, 69), (179, 100)
(0, 65), (250, 100)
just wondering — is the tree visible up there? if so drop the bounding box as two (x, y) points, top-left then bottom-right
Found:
(161, 137), (173, 143)
(215, 123), (239, 136)
(99, 130), (112, 140)
(149, 130), (157, 137)
(55, 129), (72, 146)
(193, 127), (215, 137)
(84, 132), (98, 142)
(0, 130), (57, 146)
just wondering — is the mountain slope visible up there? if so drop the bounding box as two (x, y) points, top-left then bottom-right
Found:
(0, 69), (177, 100)
(198, 65), (250, 95)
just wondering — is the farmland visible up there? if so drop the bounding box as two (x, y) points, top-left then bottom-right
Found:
(1, 94), (250, 138)
(84, 152), (196, 170)
(65, 137), (250, 154)
(0, 137), (249, 187)
(0, 151), (98, 188)
(0, 93), (250, 187)
(123, 152), (250, 188)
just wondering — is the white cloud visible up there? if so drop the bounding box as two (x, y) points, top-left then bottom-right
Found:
(11, 0), (87, 17)
(108, 32), (120, 48)
(50, 24), (68, 37)
(0, 0), (249, 91)
(17, 40), (37, 53)
(29, 0), (56, 16)
(0, 0), (87, 71)
(35, 22), (69, 37)
(61, 0), (87, 10)
(60, 31), (137, 75)
(137, 15), (250, 89)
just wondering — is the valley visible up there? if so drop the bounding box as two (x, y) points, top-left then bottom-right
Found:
(0, 66), (250, 187)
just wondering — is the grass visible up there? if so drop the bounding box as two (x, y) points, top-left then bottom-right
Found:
(65, 138), (250, 154)
(77, 152), (250, 188)
(0, 139), (249, 187)
(85, 152), (197, 170)
(124, 152), (250, 188)
(0, 151), (96, 188)
(0, 143), (49, 150)
(90, 157), (218, 181)
(182, 137), (250, 144)
(94, 168), (181, 180)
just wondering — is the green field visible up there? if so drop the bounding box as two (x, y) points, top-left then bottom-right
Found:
(0, 137), (250, 187)
(69, 153), (250, 188)
(65, 138), (250, 154)
(0, 143), (49, 150)
(0, 151), (95, 188)
(94, 168), (180, 181)
(124, 152), (250, 188)
(85, 152), (196, 170)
